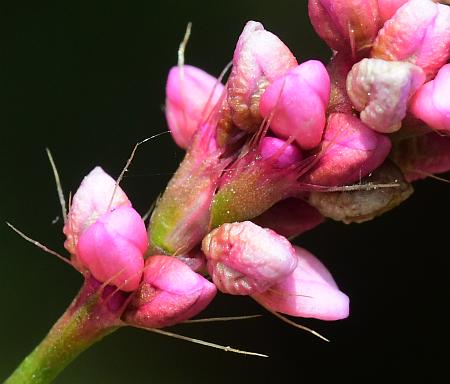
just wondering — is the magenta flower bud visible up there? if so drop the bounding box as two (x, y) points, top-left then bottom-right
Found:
(391, 132), (450, 181)
(252, 198), (325, 239)
(165, 65), (225, 149)
(309, 160), (413, 223)
(377, 0), (409, 22)
(308, 0), (382, 57)
(123, 255), (216, 328)
(77, 206), (147, 292)
(253, 246), (349, 321)
(259, 137), (303, 168)
(202, 221), (298, 295)
(260, 60), (330, 150)
(372, 0), (450, 80)
(410, 63), (450, 133)
(347, 58), (425, 133)
(64, 167), (131, 266)
(227, 21), (298, 131)
(301, 113), (392, 186)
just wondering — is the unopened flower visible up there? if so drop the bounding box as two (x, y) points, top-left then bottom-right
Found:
(309, 160), (413, 223)
(259, 137), (303, 168)
(63, 167), (147, 291)
(63, 167), (131, 259)
(77, 206), (147, 292)
(253, 246), (349, 321)
(260, 60), (330, 150)
(409, 63), (450, 133)
(165, 65), (224, 149)
(202, 221), (298, 295)
(346, 58), (425, 133)
(301, 113), (392, 186)
(371, 0), (450, 80)
(227, 21), (298, 131)
(123, 256), (216, 328)
(308, 0), (382, 58)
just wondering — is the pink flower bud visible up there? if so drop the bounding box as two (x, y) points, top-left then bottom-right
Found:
(347, 58), (425, 133)
(202, 221), (298, 295)
(372, 0), (450, 80)
(377, 0), (409, 22)
(123, 255), (216, 328)
(253, 246), (349, 321)
(308, 0), (382, 57)
(228, 21), (298, 131)
(301, 113), (392, 186)
(165, 65), (225, 149)
(64, 167), (131, 263)
(77, 206), (147, 292)
(410, 63), (450, 133)
(260, 60), (330, 150)
(252, 198), (325, 239)
(259, 137), (303, 168)
(391, 132), (450, 181)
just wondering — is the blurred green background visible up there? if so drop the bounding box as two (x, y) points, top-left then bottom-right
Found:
(1, 1), (449, 382)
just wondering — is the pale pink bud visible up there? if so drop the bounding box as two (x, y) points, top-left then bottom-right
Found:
(308, 0), (382, 57)
(77, 206), (147, 292)
(309, 160), (413, 223)
(260, 60), (330, 150)
(165, 65), (224, 149)
(377, 0), (409, 22)
(123, 256), (216, 328)
(347, 58), (425, 133)
(259, 137), (303, 168)
(253, 246), (349, 320)
(228, 21), (298, 131)
(301, 113), (392, 186)
(252, 198), (325, 239)
(410, 63), (450, 133)
(202, 221), (298, 295)
(372, 0), (450, 80)
(391, 132), (450, 181)
(64, 167), (131, 260)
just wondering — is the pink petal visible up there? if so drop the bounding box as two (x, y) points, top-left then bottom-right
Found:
(123, 255), (217, 328)
(166, 65), (224, 149)
(77, 206), (147, 291)
(64, 166), (131, 256)
(253, 246), (349, 321)
(260, 61), (330, 150)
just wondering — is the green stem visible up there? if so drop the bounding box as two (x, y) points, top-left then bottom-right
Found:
(4, 277), (124, 384)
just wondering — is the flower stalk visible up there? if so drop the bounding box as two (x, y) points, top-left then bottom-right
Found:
(5, 277), (124, 384)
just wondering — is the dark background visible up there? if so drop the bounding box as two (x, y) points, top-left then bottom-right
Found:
(1, 1), (449, 382)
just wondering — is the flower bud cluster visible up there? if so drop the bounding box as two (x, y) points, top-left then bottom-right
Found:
(61, 0), (450, 333)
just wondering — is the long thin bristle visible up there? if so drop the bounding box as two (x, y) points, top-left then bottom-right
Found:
(134, 326), (268, 358)
(6, 222), (73, 267)
(46, 148), (67, 224)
